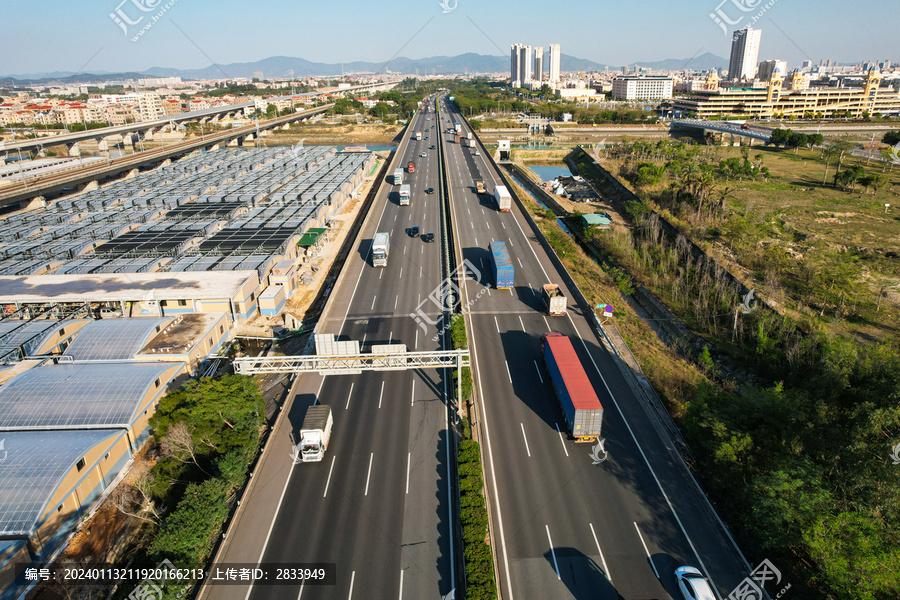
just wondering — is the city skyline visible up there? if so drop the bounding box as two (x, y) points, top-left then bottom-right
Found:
(0, 0), (897, 76)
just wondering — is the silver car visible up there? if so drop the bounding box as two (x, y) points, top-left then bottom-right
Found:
(675, 566), (716, 600)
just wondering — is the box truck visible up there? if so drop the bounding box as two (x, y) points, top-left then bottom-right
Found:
(489, 241), (514, 289)
(494, 185), (512, 212)
(541, 333), (603, 442)
(399, 184), (410, 206)
(393, 168), (403, 185)
(372, 232), (389, 267)
(297, 405), (333, 462)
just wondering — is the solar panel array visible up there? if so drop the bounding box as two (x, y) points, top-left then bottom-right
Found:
(0, 147), (376, 277)
(0, 362), (176, 429)
(0, 319), (68, 364)
(0, 429), (122, 535)
(63, 317), (170, 360)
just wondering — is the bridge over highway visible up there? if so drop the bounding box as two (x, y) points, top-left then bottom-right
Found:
(0, 104), (331, 210)
(670, 118), (773, 143)
(0, 81), (399, 159)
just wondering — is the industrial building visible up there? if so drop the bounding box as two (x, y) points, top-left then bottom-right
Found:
(0, 145), (377, 598)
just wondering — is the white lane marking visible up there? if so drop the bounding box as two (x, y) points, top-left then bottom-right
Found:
(517, 257), (523, 268)
(394, 295), (399, 309)
(505, 360), (512, 383)
(534, 360), (543, 383)
(474, 235), (479, 246)
(247, 376), (326, 600)
(371, 296), (377, 310)
(399, 569), (404, 600)
(323, 455), (337, 497)
(399, 267), (403, 279)
(508, 287), (513, 296)
(502, 221), (506, 229)
(590, 523), (612, 583)
(634, 522), (659, 578)
(520, 423), (531, 457)
(420, 266), (423, 276)
(379, 268), (384, 280)
(542, 315), (551, 332)
(389, 331), (393, 343)
(345, 382), (354, 410)
(348, 571), (356, 600)
(546, 525), (561, 580)
(508, 237), (514, 247)
(471, 220), (474, 230)
(421, 245), (424, 255)
(518, 316), (525, 331)
(411, 379), (415, 406)
(404, 245), (407, 254)
(414, 329), (418, 349)
(394, 213), (397, 221)
(481, 207), (485, 214)
(480, 258), (485, 271)
(467, 207), (471, 215)
(554, 423), (569, 457)
(378, 380), (385, 409)
(364, 453), (374, 496)
(405, 452), (411, 494)
(494, 316), (500, 333)
(362, 332), (368, 346)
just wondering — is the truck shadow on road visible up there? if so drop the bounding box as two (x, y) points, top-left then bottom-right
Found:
(499, 329), (564, 433)
(543, 547), (623, 600)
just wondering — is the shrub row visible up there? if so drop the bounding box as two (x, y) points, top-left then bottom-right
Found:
(458, 439), (496, 599)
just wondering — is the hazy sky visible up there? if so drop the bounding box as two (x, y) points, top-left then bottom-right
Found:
(1, 0), (897, 76)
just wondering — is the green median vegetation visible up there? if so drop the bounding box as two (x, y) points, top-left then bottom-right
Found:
(458, 437), (496, 600)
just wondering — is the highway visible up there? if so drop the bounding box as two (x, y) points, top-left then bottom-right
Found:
(244, 97), (456, 600)
(439, 95), (752, 600)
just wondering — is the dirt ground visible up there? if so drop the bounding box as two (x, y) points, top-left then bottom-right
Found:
(269, 122), (402, 145)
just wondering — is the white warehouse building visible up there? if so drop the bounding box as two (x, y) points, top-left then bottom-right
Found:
(611, 75), (674, 101)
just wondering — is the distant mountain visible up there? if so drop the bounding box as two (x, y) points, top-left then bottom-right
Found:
(632, 52), (728, 71)
(1, 52), (729, 85)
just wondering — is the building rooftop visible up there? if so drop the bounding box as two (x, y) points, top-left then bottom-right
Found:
(0, 271), (258, 304)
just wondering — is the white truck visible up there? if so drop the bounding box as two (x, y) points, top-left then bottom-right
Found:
(542, 284), (567, 316)
(298, 405), (333, 462)
(399, 184), (411, 206)
(494, 185), (512, 212)
(372, 232), (390, 267)
(393, 167), (404, 185)
(416, 131), (423, 141)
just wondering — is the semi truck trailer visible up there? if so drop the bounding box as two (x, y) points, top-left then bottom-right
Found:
(494, 185), (512, 212)
(541, 333), (603, 442)
(489, 241), (514, 289)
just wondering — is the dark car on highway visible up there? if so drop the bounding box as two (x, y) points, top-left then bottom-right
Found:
(408, 225), (420, 238)
(422, 232), (435, 243)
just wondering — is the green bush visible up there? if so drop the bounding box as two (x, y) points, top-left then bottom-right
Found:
(149, 478), (230, 567)
(456, 438), (496, 598)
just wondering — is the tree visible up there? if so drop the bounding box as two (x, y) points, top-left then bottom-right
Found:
(150, 375), (266, 459)
(808, 133), (824, 148)
(265, 103), (277, 119)
(882, 130), (900, 146)
(770, 128), (792, 147)
(787, 132), (809, 152)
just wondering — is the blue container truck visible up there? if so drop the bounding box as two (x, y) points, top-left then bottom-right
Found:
(489, 241), (514, 289)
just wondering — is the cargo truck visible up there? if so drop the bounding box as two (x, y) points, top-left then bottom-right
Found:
(455, 122), (461, 133)
(494, 185), (512, 212)
(542, 284), (567, 315)
(489, 241), (514, 289)
(372, 232), (389, 267)
(541, 333), (603, 442)
(416, 131), (423, 141)
(399, 184), (410, 206)
(297, 405), (333, 462)
(475, 180), (486, 194)
(393, 168), (404, 186)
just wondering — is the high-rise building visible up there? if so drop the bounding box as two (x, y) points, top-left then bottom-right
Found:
(519, 45), (533, 86)
(757, 59), (787, 81)
(728, 26), (762, 80)
(549, 43), (561, 83)
(533, 46), (544, 83)
(511, 44), (522, 87)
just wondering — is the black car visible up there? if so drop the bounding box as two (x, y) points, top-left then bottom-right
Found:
(425, 187), (434, 194)
(408, 225), (420, 238)
(422, 232), (435, 243)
